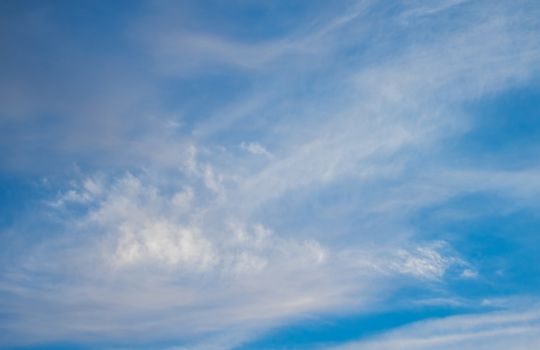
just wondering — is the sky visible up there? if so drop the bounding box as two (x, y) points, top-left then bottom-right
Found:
(1, 0), (540, 349)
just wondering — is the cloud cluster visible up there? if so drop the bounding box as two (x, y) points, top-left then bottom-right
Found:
(0, 165), (470, 347)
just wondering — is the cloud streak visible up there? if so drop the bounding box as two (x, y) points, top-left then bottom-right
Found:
(332, 305), (540, 350)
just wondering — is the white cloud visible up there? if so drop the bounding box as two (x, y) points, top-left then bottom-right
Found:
(137, 1), (369, 74)
(240, 141), (273, 158)
(400, 0), (470, 23)
(339, 242), (468, 281)
(331, 305), (540, 350)
(0, 170), (470, 347)
(461, 269), (478, 279)
(393, 242), (462, 280)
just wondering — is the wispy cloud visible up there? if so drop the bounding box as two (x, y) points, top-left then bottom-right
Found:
(331, 304), (540, 350)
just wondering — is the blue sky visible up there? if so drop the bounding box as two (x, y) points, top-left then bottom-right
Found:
(1, 0), (540, 349)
